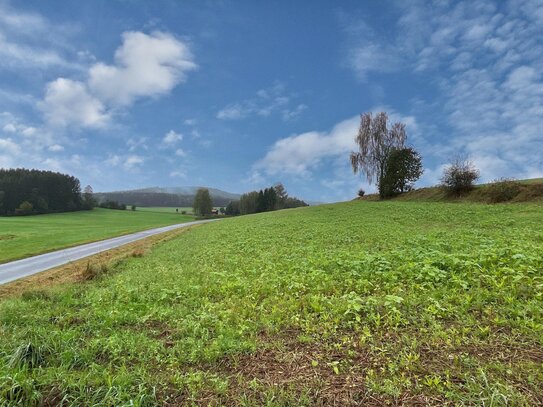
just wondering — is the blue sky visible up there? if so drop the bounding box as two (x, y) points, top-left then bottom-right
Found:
(0, 0), (542, 202)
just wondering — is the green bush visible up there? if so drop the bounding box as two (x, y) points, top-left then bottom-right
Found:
(14, 201), (33, 216)
(485, 178), (522, 203)
(441, 157), (480, 196)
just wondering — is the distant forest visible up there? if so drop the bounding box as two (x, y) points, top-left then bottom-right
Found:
(94, 191), (233, 207)
(0, 168), (88, 216)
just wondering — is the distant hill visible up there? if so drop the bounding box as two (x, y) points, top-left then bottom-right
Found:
(94, 186), (240, 207)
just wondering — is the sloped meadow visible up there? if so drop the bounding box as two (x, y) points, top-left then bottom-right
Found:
(1, 201), (542, 405)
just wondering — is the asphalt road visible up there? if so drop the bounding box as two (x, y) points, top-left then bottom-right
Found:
(0, 219), (218, 285)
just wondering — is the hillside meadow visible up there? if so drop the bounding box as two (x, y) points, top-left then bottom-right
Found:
(0, 208), (193, 263)
(0, 201), (542, 405)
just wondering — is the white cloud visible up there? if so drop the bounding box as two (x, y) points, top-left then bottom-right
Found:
(217, 103), (246, 120)
(174, 148), (186, 157)
(88, 31), (197, 106)
(282, 103), (308, 121)
(48, 144), (64, 152)
(104, 154), (121, 166)
(0, 138), (20, 156)
(40, 31), (196, 129)
(0, 3), (77, 71)
(170, 170), (186, 178)
(217, 82), (306, 121)
(127, 137), (148, 152)
(347, 43), (402, 81)
(163, 130), (183, 145)
(123, 155), (144, 170)
(2, 123), (16, 133)
(1, 113), (39, 138)
(254, 116), (359, 177)
(40, 78), (109, 128)
(42, 157), (63, 171)
(0, 33), (69, 70)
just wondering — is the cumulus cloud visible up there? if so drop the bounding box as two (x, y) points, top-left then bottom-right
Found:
(40, 31), (196, 129)
(123, 155), (144, 170)
(254, 117), (359, 177)
(88, 31), (197, 106)
(40, 78), (109, 128)
(162, 130), (183, 145)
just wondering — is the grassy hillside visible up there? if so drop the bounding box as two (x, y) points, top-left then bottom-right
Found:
(1, 201), (542, 405)
(0, 208), (193, 263)
(364, 178), (543, 203)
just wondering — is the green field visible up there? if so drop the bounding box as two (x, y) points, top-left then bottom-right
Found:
(136, 207), (224, 215)
(1, 201), (542, 405)
(135, 206), (194, 214)
(0, 208), (193, 263)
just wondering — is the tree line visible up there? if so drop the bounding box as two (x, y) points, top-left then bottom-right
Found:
(226, 183), (307, 216)
(0, 168), (95, 216)
(192, 184), (308, 217)
(93, 191), (234, 208)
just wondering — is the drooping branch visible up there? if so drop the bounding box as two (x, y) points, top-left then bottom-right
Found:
(350, 111), (407, 186)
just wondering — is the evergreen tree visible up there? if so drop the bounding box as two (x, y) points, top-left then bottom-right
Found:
(256, 189), (266, 212)
(225, 200), (240, 215)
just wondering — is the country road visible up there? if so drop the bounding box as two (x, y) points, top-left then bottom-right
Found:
(0, 219), (219, 285)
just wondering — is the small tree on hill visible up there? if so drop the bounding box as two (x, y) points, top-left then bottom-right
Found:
(440, 156), (480, 196)
(350, 112), (407, 198)
(380, 147), (423, 198)
(82, 185), (97, 210)
(193, 188), (213, 216)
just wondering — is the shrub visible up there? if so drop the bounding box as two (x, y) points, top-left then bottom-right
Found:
(440, 157), (480, 196)
(181, 210), (187, 215)
(15, 201), (33, 216)
(98, 200), (126, 210)
(357, 189), (365, 198)
(485, 178), (522, 203)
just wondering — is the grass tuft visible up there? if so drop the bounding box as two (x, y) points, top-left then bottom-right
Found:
(9, 343), (48, 369)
